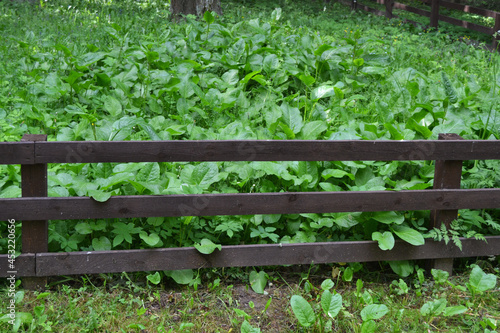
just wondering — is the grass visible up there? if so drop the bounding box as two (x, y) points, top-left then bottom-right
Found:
(1, 261), (499, 332)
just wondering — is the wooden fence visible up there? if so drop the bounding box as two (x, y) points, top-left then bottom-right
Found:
(342, 0), (500, 49)
(1, 133), (500, 289)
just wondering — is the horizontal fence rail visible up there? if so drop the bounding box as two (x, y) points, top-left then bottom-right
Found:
(1, 140), (500, 164)
(0, 134), (499, 286)
(1, 189), (500, 221)
(1, 237), (500, 277)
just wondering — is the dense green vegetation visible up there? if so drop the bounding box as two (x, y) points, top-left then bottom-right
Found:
(0, 0), (499, 331)
(1, 0), (499, 271)
(0, 263), (499, 332)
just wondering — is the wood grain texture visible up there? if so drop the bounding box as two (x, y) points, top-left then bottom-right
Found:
(32, 140), (500, 163)
(0, 142), (33, 164)
(1, 189), (499, 221)
(0, 254), (36, 277)
(21, 134), (48, 289)
(33, 236), (500, 276)
(428, 133), (463, 274)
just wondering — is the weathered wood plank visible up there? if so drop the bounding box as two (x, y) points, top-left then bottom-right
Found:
(0, 254), (36, 277)
(393, 2), (432, 17)
(34, 236), (500, 276)
(33, 140), (500, 163)
(21, 134), (48, 289)
(1, 189), (499, 221)
(0, 142), (33, 165)
(438, 15), (493, 35)
(428, 133), (463, 274)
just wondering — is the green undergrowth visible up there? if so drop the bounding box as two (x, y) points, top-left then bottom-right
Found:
(0, 261), (499, 332)
(0, 0), (499, 278)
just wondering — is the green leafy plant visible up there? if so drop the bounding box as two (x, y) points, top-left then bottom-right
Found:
(290, 279), (342, 332)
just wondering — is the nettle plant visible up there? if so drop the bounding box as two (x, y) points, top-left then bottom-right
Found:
(0, 1), (499, 280)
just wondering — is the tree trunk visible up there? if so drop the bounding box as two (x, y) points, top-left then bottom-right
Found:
(170, 0), (222, 17)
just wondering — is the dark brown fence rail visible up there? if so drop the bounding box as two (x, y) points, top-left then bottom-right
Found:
(1, 133), (500, 289)
(341, 0), (500, 49)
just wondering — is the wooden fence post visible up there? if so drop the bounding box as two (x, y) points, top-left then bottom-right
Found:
(430, 0), (440, 28)
(21, 134), (48, 290)
(351, 0), (357, 11)
(494, 12), (500, 50)
(427, 133), (463, 275)
(385, 0), (393, 19)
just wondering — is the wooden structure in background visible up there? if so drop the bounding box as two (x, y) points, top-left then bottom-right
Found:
(345, 0), (500, 49)
(1, 134), (500, 289)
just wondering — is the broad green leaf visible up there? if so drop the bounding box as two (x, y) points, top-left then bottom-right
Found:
(372, 211), (404, 225)
(271, 7), (282, 21)
(12, 312), (33, 332)
(249, 270), (267, 294)
(278, 122), (296, 139)
(191, 162), (219, 188)
(169, 269), (194, 285)
(194, 238), (221, 254)
(469, 265), (497, 292)
(321, 290), (342, 318)
(137, 162), (160, 183)
(389, 260), (414, 277)
(103, 95), (122, 117)
(311, 85), (335, 100)
(78, 51), (106, 67)
(92, 236), (111, 251)
(361, 320), (377, 333)
(431, 269), (449, 284)
(221, 69), (239, 86)
(290, 295), (316, 327)
(353, 58), (364, 67)
(333, 213), (359, 228)
(139, 231), (160, 246)
(241, 320), (261, 333)
(146, 272), (161, 285)
(360, 304), (388, 321)
(64, 70), (84, 86)
(372, 231), (395, 250)
(75, 223), (92, 235)
(112, 222), (142, 247)
(320, 279), (335, 291)
(420, 298), (447, 317)
(88, 189), (112, 202)
(443, 306), (467, 316)
(0, 185), (21, 198)
(300, 121), (327, 140)
(203, 10), (215, 24)
(15, 291), (24, 304)
(95, 73), (111, 87)
(343, 267), (354, 282)
(33, 305), (44, 317)
(242, 70), (262, 85)
(391, 225), (425, 246)
(361, 66), (385, 75)
(321, 169), (353, 180)
(280, 103), (303, 134)
(263, 54), (279, 73)
(147, 217), (164, 226)
(298, 74), (315, 86)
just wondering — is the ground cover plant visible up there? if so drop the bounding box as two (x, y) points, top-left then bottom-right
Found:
(0, 262), (499, 332)
(0, 0), (499, 330)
